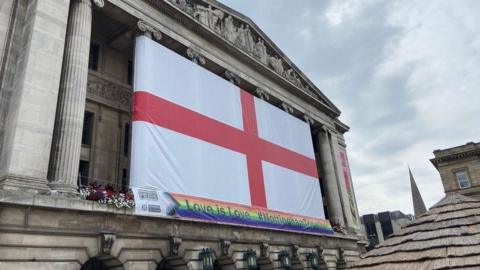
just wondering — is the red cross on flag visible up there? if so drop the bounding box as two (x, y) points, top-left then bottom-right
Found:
(130, 36), (326, 220)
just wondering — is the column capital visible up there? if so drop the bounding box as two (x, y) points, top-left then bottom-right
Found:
(137, 20), (162, 40)
(92, 0), (104, 8)
(281, 102), (294, 114)
(186, 47), (206, 65)
(224, 70), (240, 85)
(255, 87), (270, 101)
(303, 114), (314, 125)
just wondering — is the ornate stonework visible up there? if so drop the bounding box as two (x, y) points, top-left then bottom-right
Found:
(170, 237), (183, 256)
(101, 232), (116, 254)
(221, 240), (231, 256)
(186, 47), (206, 65)
(137, 20), (162, 40)
(223, 70), (240, 85)
(166, 0), (322, 100)
(255, 87), (269, 101)
(87, 72), (132, 111)
(281, 102), (294, 114)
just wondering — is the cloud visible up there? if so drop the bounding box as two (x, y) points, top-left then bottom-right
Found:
(219, 0), (480, 215)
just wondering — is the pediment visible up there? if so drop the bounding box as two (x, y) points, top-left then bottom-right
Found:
(165, 0), (341, 116)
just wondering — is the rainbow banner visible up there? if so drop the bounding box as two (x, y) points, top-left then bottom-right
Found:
(167, 193), (334, 235)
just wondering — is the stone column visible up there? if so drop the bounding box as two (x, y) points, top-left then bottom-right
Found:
(49, 0), (103, 194)
(317, 127), (345, 227)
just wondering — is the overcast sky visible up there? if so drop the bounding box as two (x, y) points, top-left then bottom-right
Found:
(219, 0), (480, 215)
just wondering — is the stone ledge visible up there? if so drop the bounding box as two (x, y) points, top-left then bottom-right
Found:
(0, 189), (359, 242)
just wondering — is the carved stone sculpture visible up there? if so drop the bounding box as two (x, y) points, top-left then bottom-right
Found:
(221, 240), (231, 256)
(268, 55), (284, 75)
(223, 15), (237, 43)
(169, 0), (317, 94)
(235, 24), (247, 51)
(170, 0), (194, 14)
(253, 39), (267, 64)
(244, 25), (255, 53)
(209, 8), (224, 33)
(193, 5), (209, 26)
(291, 244), (299, 258)
(261, 242), (269, 258)
(101, 233), (116, 254)
(170, 236), (182, 256)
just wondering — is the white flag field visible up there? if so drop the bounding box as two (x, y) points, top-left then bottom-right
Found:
(130, 36), (327, 228)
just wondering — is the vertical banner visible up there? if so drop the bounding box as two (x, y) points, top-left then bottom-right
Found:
(339, 149), (358, 224)
(130, 35), (332, 235)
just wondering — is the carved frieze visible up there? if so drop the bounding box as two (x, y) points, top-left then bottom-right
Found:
(87, 72), (132, 111)
(166, 0), (320, 99)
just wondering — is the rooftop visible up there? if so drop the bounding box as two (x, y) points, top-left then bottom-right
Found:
(351, 194), (480, 270)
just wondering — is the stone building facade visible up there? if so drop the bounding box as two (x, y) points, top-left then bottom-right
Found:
(0, 0), (365, 269)
(360, 211), (413, 251)
(431, 142), (480, 198)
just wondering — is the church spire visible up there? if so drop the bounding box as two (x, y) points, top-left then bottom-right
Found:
(409, 167), (427, 217)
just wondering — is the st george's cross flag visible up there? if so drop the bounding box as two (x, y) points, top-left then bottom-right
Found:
(130, 36), (326, 223)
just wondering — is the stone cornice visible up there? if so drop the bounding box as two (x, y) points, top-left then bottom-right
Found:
(143, 0), (341, 117)
(430, 149), (480, 168)
(334, 119), (350, 134)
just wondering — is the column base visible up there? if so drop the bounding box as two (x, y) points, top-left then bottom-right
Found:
(0, 173), (50, 193)
(48, 182), (79, 197)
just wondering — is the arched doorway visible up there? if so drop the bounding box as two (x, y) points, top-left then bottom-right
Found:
(81, 255), (124, 270)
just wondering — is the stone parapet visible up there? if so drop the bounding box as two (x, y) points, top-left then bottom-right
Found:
(0, 190), (361, 270)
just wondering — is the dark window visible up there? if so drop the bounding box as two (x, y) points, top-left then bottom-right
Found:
(122, 169), (129, 192)
(78, 161), (90, 187)
(123, 123), (130, 155)
(127, 60), (133, 85)
(363, 214), (379, 250)
(378, 211), (394, 239)
(82, 112), (94, 145)
(88, 43), (100, 71)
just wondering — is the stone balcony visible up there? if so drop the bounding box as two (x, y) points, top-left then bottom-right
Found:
(0, 189), (362, 270)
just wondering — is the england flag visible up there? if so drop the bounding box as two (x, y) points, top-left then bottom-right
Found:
(130, 35), (325, 219)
